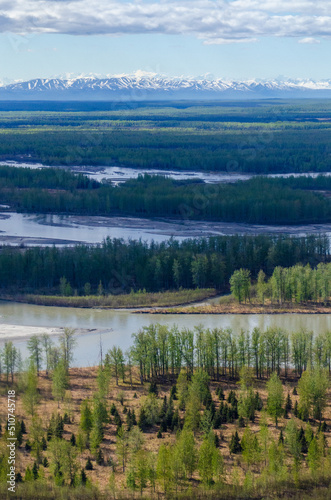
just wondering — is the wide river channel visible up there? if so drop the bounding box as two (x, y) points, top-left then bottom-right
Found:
(1, 162), (331, 245)
(1, 301), (331, 368)
(1, 162), (331, 368)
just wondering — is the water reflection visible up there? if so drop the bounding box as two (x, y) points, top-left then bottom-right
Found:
(1, 301), (331, 367)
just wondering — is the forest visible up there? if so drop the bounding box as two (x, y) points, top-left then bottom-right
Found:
(0, 100), (331, 173)
(1, 325), (331, 499)
(0, 234), (329, 294)
(2, 166), (331, 224)
(229, 263), (331, 306)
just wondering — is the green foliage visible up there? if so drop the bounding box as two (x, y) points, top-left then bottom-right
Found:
(80, 400), (93, 435)
(105, 346), (124, 386)
(3, 160), (331, 224)
(140, 394), (161, 428)
(285, 418), (302, 472)
(229, 431), (242, 454)
(52, 360), (69, 407)
(47, 414), (64, 441)
(241, 427), (261, 466)
(175, 429), (197, 480)
(298, 367), (329, 422)
(27, 336), (43, 374)
(229, 269), (251, 304)
(0, 230), (329, 296)
(48, 438), (78, 486)
(156, 444), (172, 493)
(116, 426), (129, 472)
(198, 431), (224, 485)
(307, 437), (322, 477)
(22, 362), (40, 417)
(266, 372), (284, 427)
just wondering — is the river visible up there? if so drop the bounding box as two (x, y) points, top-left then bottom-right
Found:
(1, 301), (331, 368)
(1, 212), (331, 246)
(2, 160), (331, 185)
(1, 161), (331, 245)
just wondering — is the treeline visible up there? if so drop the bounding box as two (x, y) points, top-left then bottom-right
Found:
(4, 324), (331, 383)
(0, 165), (99, 190)
(230, 263), (331, 305)
(2, 167), (331, 224)
(0, 234), (329, 293)
(0, 103), (331, 173)
(130, 324), (331, 381)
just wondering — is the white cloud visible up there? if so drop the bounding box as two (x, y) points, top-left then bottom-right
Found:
(298, 37), (321, 44)
(0, 0), (331, 42)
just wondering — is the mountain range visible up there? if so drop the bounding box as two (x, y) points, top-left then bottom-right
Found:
(0, 76), (331, 100)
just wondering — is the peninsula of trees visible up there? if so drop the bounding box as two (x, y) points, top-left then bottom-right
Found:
(0, 234), (329, 297)
(2, 166), (331, 224)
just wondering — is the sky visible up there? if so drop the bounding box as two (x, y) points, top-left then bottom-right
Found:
(0, 0), (330, 83)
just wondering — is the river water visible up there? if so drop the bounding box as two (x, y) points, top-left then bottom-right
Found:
(1, 161), (331, 245)
(1, 301), (331, 367)
(1, 162), (330, 368)
(2, 160), (331, 185)
(2, 212), (331, 246)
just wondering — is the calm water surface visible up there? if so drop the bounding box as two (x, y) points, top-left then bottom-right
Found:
(2, 212), (331, 246)
(1, 301), (331, 367)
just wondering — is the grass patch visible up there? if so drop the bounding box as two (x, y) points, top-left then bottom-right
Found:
(10, 288), (217, 309)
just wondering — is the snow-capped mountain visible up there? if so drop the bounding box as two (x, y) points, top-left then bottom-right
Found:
(0, 76), (331, 100)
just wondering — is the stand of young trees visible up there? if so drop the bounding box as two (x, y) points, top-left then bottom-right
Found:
(230, 263), (331, 305)
(0, 234), (329, 294)
(3, 324), (331, 386)
(130, 324), (331, 382)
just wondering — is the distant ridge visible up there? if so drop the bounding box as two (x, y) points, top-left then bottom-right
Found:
(1, 76), (331, 100)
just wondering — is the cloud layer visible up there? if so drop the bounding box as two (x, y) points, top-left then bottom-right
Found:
(0, 0), (330, 42)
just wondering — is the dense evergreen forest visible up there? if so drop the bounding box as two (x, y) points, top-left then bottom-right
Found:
(0, 100), (331, 173)
(0, 234), (329, 294)
(1, 325), (331, 499)
(2, 166), (331, 224)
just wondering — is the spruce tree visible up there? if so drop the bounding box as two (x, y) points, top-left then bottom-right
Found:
(229, 431), (242, 454)
(20, 419), (26, 434)
(138, 408), (148, 431)
(96, 448), (104, 465)
(80, 468), (87, 485)
(85, 457), (93, 470)
(170, 385), (178, 400)
(32, 462), (39, 480)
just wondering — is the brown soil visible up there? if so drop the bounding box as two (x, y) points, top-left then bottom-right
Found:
(1, 367), (331, 495)
(138, 302), (331, 315)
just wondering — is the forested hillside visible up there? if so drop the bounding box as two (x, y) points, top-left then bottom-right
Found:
(1, 325), (331, 499)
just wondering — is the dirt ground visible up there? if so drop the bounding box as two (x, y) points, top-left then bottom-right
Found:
(1, 367), (331, 494)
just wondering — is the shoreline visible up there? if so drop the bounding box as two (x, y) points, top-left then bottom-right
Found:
(0, 289), (219, 311)
(0, 324), (111, 341)
(135, 303), (331, 315)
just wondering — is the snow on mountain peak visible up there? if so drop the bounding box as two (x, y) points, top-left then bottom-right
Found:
(0, 75), (331, 99)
